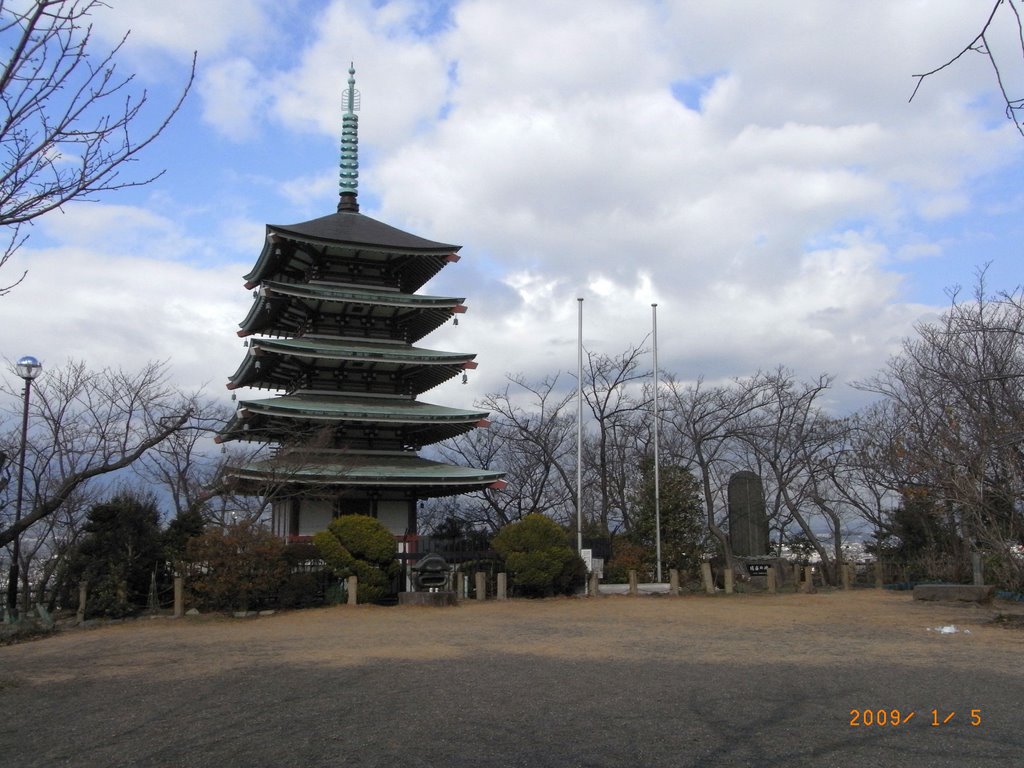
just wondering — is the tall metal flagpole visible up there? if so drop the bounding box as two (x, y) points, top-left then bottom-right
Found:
(577, 297), (584, 555)
(652, 303), (662, 583)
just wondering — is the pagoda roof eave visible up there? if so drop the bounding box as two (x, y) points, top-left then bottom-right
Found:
(224, 453), (506, 498)
(242, 212), (461, 287)
(261, 281), (465, 307)
(244, 233), (460, 292)
(233, 395), (488, 422)
(236, 281), (467, 341)
(216, 395), (490, 445)
(250, 337), (476, 363)
(226, 339), (478, 393)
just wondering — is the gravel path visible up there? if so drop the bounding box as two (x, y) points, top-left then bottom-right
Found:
(0, 590), (1021, 767)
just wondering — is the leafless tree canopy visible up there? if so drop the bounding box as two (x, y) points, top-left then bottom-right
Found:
(426, 269), (1024, 591)
(0, 0), (195, 295)
(0, 359), (200, 551)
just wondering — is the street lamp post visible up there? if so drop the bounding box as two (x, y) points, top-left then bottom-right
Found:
(6, 355), (42, 622)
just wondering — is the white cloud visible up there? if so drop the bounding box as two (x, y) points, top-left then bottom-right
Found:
(263, 1), (451, 147)
(91, 0), (282, 63)
(4, 0), (1023, 422)
(0, 202), (251, 396)
(198, 58), (267, 139)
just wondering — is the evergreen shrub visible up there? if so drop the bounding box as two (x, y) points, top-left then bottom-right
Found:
(492, 513), (585, 597)
(313, 515), (399, 603)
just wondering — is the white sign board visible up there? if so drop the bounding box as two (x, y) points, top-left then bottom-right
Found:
(581, 548), (593, 572)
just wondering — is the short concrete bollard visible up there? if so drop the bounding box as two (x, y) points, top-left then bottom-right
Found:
(669, 568), (680, 596)
(701, 562), (715, 595)
(496, 572), (507, 600)
(347, 575), (358, 605)
(766, 566), (777, 594)
(972, 552), (984, 587)
(724, 568), (734, 595)
(475, 571), (486, 601)
(628, 569), (638, 596)
(588, 570), (600, 597)
(841, 562), (851, 591)
(874, 559), (884, 589)
(455, 572), (465, 601)
(174, 576), (184, 618)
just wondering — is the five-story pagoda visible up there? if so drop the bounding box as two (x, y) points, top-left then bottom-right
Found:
(217, 66), (505, 540)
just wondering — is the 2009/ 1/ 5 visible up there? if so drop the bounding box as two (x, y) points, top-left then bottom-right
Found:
(848, 709), (982, 726)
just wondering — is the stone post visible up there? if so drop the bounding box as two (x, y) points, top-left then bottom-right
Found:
(628, 569), (638, 596)
(701, 562), (715, 595)
(766, 566), (777, 594)
(77, 581), (88, 624)
(841, 562), (851, 590)
(874, 559), (884, 589)
(793, 562), (802, 587)
(588, 570), (600, 597)
(347, 575), (358, 605)
(455, 572), (465, 600)
(724, 568), (734, 595)
(972, 552), (984, 586)
(475, 571), (486, 601)
(669, 568), (680, 596)
(496, 572), (507, 600)
(173, 576), (184, 618)
(801, 566), (815, 594)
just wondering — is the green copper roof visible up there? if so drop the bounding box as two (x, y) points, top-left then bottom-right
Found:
(234, 395), (487, 422)
(226, 451), (506, 498)
(237, 280), (466, 342)
(252, 337), (474, 363)
(260, 281), (464, 308)
(217, 395), (489, 447)
(227, 338), (477, 394)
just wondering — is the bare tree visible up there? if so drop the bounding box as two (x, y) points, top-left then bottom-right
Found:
(910, 0), (1024, 136)
(581, 344), (650, 535)
(857, 271), (1024, 588)
(739, 370), (845, 582)
(816, 403), (904, 541)
(137, 401), (233, 520)
(432, 374), (578, 533)
(0, 359), (198, 553)
(662, 374), (771, 573)
(0, 0), (195, 294)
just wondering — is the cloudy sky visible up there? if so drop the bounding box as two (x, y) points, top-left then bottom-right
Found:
(1, 0), (1022, 417)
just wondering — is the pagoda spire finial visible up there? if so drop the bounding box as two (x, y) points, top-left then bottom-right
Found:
(338, 62), (360, 213)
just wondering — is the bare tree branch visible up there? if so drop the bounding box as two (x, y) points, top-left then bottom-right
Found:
(0, 0), (196, 294)
(910, 0), (1024, 136)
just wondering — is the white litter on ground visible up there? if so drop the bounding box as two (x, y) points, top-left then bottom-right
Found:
(927, 625), (971, 634)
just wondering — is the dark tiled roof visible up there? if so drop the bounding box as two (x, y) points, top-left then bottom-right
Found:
(270, 211), (458, 253)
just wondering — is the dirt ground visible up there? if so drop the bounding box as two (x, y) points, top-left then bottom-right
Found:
(0, 589), (1022, 767)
